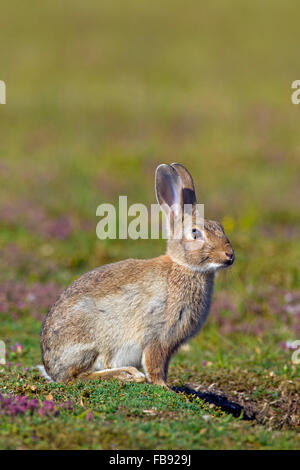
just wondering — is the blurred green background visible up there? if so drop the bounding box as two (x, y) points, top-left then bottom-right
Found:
(1, 0), (300, 292)
(0, 0), (300, 449)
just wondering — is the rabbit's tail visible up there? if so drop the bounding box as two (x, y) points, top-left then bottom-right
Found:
(36, 364), (54, 382)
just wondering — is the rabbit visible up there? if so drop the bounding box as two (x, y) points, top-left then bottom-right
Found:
(40, 163), (234, 387)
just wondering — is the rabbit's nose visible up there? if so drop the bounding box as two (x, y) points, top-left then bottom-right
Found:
(224, 250), (234, 264)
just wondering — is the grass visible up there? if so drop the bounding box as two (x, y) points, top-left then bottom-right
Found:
(0, 0), (300, 450)
(0, 370), (299, 450)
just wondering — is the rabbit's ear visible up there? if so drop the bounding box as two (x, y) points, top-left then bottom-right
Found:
(155, 164), (183, 218)
(171, 163), (196, 206)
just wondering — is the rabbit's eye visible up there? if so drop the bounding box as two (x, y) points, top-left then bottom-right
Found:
(191, 228), (203, 240)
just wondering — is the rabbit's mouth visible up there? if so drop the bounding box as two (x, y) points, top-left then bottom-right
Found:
(224, 254), (235, 266)
(222, 248), (235, 267)
(221, 256), (234, 268)
(214, 253), (234, 270)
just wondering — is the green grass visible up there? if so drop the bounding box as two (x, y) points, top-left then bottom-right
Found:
(0, 0), (300, 450)
(0, 370), (299, 450)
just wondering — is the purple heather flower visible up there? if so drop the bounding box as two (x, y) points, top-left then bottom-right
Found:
(279, 340), (299, 351)
(38, 407), (46, 417)
(0, 279), (62, 322)
(0, 200), (75, 240)
(60, 400), (73, 410)
(26, 293), (36, 303)
(43, 400), (55, 411)
(10, 343), (23, 354)
(86, 411), (94, 422)
(0, 394), (61, 417)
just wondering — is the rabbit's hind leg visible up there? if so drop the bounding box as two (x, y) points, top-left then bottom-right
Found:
(89, 367), (146, 383)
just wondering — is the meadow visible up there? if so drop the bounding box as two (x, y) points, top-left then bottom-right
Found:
(0, 0), (299, 449)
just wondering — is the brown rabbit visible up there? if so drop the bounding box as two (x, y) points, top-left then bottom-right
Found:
(40, 163), (234, 386)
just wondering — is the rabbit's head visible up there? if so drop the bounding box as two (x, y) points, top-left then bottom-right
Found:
(155, 163), (234, 272)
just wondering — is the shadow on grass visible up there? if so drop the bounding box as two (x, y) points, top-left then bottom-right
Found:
(172, 386), (255, 421)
